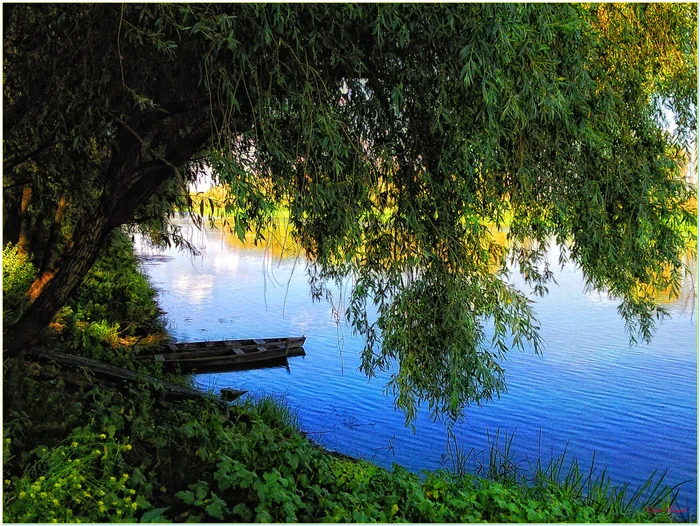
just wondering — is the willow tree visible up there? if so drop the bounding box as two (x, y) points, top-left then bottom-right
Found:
(3, 4), (696, 420)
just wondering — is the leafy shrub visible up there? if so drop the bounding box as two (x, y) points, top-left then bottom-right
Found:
(51, 229), (166, 363)
(2, 243), (36, 324)
(3, 370), (678, 524)
(65, 230), (162, 338)
(3, 426), (152, 523)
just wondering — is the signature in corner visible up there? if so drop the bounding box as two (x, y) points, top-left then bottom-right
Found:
(646, 506), (689, 514)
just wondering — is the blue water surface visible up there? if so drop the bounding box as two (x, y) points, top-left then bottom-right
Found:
(135, 222), (697, 512)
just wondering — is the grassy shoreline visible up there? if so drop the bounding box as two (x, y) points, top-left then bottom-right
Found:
(2, 232), (685, 523)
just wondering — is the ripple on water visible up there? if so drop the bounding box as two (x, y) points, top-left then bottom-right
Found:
(135, 226), (697, 512)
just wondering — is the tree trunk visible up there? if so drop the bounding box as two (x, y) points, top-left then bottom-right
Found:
(39, 195), (69, 274)
(4, 213), (111, 356)
(3, 189), (22, 245)
(3, 119), (213, 358)
(17, 184), (33, 255)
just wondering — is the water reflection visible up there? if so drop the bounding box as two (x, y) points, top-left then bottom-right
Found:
(172, 272), (215, 306)
(214, 218), (302, 260)
(205, 219), (697, 317)
(135, 220), (697, 512)
(656, 252), (697, 316)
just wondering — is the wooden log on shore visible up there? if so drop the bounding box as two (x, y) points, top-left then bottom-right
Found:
(25, 348), (247, 403)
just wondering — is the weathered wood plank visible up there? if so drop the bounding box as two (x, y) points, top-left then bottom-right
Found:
(137, 343), (288, 361)
(139, 337), (304, 357)
(132, 336), (306, 373)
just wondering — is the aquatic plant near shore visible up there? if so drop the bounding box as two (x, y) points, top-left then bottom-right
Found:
(443, 427), (685, 522)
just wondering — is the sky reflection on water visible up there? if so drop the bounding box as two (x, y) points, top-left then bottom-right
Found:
(135, 221), (697, 512)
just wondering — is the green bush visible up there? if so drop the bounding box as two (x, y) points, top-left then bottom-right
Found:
(51, 230), (165, 363)
(3, 369), (679, 524)
(67, 230), (161, 337)
(2, 243), (37, 324)
(3, 427), (152, 523)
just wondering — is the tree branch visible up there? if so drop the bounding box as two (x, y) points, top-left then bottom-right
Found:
(107, 124), (213, 227)
(3, 132), (57, 172)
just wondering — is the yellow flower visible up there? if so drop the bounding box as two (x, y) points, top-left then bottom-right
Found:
(122, 473), (129, 480)
(132, 502), (138, 510)
(19, 491), (26, 498)
(392, 504), (399, 514)
(4, 479), (10, 486)
(39, 476), (46, 481)
(71, 441), (78, 448)
(125, 496), (131, 503)
(40, 492), (48, 498)
(116, 510), (122, 516)
(110, 476), (116, 482)
(83, 491), (91, 498)
(129, 489), (136, 495)
(124, 444), (132, 451)
(99, 433), (107, 439)
(52, 519), (58, 523)
(54, 483), (61, 488)
(52, 498), (60, 505)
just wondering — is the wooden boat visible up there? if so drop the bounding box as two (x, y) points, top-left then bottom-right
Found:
(136, 336), (306, 373)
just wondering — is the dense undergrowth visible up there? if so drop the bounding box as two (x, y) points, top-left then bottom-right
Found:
(2, 231), (685, 523)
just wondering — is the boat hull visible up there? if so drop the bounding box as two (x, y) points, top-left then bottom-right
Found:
(136, 337), (306, 373)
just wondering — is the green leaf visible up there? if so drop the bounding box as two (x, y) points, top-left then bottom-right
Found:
(205, 493), (227, 520)
(135, 495), (152, 510)
(232, 503), (252, 521)
(176, 490), (195, 505)
(140, 506), (171, 523)
(194, 481), (209, 501)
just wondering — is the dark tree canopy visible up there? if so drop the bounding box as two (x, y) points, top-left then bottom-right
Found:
(3, 3), (697, 421)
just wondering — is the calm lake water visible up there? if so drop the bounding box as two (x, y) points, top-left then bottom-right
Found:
(135, 221), (697, 511)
